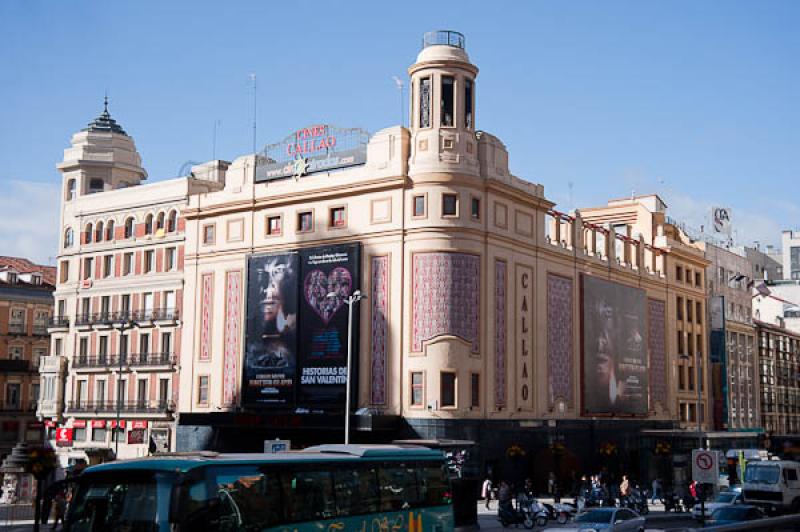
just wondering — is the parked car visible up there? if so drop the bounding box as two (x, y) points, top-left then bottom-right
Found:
(544, 508), (645, 532)
(692, 491), (744, 520)
(707, 505), (765, 526)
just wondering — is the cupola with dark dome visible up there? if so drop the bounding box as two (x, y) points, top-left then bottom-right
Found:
(82, 96), (128, 135)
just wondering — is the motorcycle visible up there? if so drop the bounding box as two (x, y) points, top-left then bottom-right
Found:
(663, 491), (684, 513)
(553, 501), (578, 524)
(527, 499), (551, 527)
(498, 499), (535, 529)
(622, 489), (649, 516)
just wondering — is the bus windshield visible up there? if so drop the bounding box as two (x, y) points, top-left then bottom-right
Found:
(744, 465), (780, 484)
(67, 471), (176, 532)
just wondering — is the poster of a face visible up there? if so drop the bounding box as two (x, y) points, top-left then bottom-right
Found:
(243, 253), (299, 407)
(582, 275), (648, 415)
(297, 244), (361, 410)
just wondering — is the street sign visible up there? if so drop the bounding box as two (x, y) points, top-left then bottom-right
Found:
(55, 428), (73, 447)
(692, 449), (719, 484)
(264, 439), (291, 453)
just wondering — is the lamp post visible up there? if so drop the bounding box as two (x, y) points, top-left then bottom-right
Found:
(327, 289), (365, 445)
(114, 317), (135, 459)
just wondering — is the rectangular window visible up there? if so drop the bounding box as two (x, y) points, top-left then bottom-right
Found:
(203, 224), (215, 245)
(413, 195), (426, 217)
(59, 260), (69, 283)
(161, 331), (172, 355)
(678, 331), (685, 356)
(471, 197), (480, 219)
(159, 378), (170, 405)
(685, 269), (692, 284)
(677, 296), (683, 321)
(330, 207), (346, 228)
(687, 299), (693, 323)
(54, 338), (62, 357)
(92, 427), (107, 442)
(96, 379), (106, 403)
(464, 78), (473, 129)
(419, 77), (431, 128)
(139, 333), (150, 355)
(198, 376), (209, 405)
(442, 194), (458, 217)
(411, 372), (424, 407)
(123, 252), (133, 275)
(676, 265), (683, 282)
(440, 76), (454, 127)
(267, 216), (282, 236)
(688, 365), (695, 391)
(470, 373), (480, 408)
(695, 271), (702, 287)
(101, 296), (110, 317)
(98, 336), (108, 359)
(165, 247), (176, 271)
(79, 337), (89, 359)
(440, 372), (456, 408)
(137, 379), (147, 405)
(103, 255), (113, 278)
(678, 365), (686, 390)
(144, 250), (154, 273)
(83, 257), (93, 280)
(73, 427), (86, 442)
(117, 379), (126, 404)
(696, 301), (702, 324)
(298, 211), (313, 232)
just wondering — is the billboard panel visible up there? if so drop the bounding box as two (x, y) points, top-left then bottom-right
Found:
(297, 244), (361, 411)
(582, 275), (649, 415)
(243, 253), (300, 407)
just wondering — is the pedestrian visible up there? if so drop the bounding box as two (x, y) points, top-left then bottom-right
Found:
(651, 477), (661, 504)
(497, 480), (513, 513)
(620, 475), (630, 502)
(548, 471), (556, 495)
(481, 476), (494, 510)
(52, 489), (66, 530)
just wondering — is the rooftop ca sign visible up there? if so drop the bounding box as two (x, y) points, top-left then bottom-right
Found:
(286, 125), (337, 157)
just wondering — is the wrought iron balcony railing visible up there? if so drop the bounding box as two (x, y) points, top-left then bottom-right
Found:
(67, 399), (176, 414)
(73, 352), (175, 369)
(48, 316), (70, 328)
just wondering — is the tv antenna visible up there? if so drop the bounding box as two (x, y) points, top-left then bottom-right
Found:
(249, 73), (257, 154)
(392, 76), (405, 128)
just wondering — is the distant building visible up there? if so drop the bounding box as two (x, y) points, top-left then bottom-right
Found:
(755, 320), (800, 436)
(742, 244), (782, 281)
(753, 281), (800, 335)
(782, 231), (800, 281)
(0, 256), (54, 456)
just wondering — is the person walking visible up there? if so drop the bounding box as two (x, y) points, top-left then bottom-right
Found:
(497, 480), (513, 513)
(481, 476), (494, 510)
(651, 477), (661, 504)
(620, 475), (630, 507)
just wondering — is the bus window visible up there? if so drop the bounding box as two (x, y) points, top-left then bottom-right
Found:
(332, 467), (380, 516)
(418, 464), (451, 506)
(379, 465), (421, 511)
(210, 467), (282, 529)
(281, 470), (336, 522)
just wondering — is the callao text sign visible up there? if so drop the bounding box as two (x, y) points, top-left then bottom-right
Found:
(55, 428), (73, 447)
(691, 449), (719, 484)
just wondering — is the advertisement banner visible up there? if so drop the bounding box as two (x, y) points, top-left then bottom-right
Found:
(297, 244), (361, 410)
(56, 428), (73, 447)
(582, 275), (649, 415)
(243, 252), (300, 407)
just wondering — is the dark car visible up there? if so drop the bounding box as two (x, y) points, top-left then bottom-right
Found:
(708, 505), (765, 525)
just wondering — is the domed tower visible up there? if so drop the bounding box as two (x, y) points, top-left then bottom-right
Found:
(408, 30), (479, 177)
(57, 97), (147, 201)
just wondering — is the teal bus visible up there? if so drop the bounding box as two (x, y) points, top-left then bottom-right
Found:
(65, 444), (454, 531)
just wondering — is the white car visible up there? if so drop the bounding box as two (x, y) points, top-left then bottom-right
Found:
(692, 491), (744, 520)
(544, 507), (645, 532)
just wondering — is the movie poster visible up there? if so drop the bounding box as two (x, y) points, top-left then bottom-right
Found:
(297, 244), (361, 410)
(582, 275), (649, 415)
(243, 253), (299, 407)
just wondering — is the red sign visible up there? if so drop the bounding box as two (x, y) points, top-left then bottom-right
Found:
(90, 420), (107, 429)
(72, 420), (87, 428)
(109, 420), (127, 429)
(81, 279), (93, 289)
(44, 420), (57, 428)
(286, 124), (337, 157)
(131, 420), (148, 429)
(56, 428), (73, 447)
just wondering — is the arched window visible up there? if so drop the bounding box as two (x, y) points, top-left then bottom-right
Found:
(167, 210), (177, 232)
(84, 223), (93, 244)
(89, 179), (104, 193)
(105, 220), (115, 241)
(145, 214), (154, 235)
(95, 221), (104, 242)
(66, 179), (76, 201)
(63, 227), (74, 248)
(124, 217), (135, 239)
(156, 212), (165, 231)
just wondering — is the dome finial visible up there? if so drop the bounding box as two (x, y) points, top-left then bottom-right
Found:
(103, 92), (109, 114)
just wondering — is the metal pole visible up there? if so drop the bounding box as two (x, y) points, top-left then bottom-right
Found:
(115, 322), (126, 458)
(344, 296), (354, 445)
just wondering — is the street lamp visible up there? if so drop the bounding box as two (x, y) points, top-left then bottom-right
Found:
(326, 289), (365, 445)
(114, 317), (136, 458)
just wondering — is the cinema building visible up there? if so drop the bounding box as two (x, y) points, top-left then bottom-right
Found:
(171, 32), (711, 485)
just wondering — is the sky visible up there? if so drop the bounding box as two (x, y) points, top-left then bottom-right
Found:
(1, 1), (798, 264)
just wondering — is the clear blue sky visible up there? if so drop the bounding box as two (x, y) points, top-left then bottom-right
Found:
(1, 0), (798, 263)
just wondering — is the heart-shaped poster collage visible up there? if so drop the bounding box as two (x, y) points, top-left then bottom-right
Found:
(303, 267), (352, 324)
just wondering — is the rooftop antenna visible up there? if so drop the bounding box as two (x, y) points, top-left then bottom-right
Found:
(249, 73), (257, 154)
(392, 76), (405, 128)
(568, 181), (574, 212)
(212, 119), (222, 160)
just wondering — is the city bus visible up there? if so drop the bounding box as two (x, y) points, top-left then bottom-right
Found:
(64, 444), (454, 531)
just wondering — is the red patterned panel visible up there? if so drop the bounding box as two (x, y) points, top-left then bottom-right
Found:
(223, 271), (243, 405)
(495, 260), (507, 408)
(547, 274), (574, 408)
(648, 298), (667, 410)
(370, 256), (389, 405)
(412, 253), (480, 353)
(199, 273), (214, 362)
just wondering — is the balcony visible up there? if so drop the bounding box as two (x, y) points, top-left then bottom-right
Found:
(67, 400), (176, 415)
(48, 316), (70, 329)
(40, 355), (66, 374)
(33, 324), (48, 336)
(72, 352), (176, 371)
(152, 308), (180, 326)
(0, 360), (32, 373)
(128, 352), (176, 368)
(0, 401), (37, 413)
(74, 314), (93, 330)
(37, 398), (63, 419)
(7, 323), (26, 335)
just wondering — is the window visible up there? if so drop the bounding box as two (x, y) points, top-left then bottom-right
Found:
(440, 76), (454, 127)
(105, 220), (114, 241)
(197, 376), (209, 405)
(677, 297), (683, 320)
(96, 379), (106, 403)
(464, 78), (474, 129)
(82, 257), (93, 280)
(332, 467), (380, 516)
(144, 250), (154, 273)
(688, 365), (695, 391)
(124, 217), (135, 239)
(202, 467), (284, 529)
(145, 213), (154, 235)
(266, 216), (282, 236)
(161, 332), (172, 355)
(330, 207), (346, 228)
(92, 427), (106, 442)
(441, 372), (456, 408)
(678, 331), (685, 356)
(203, 224), (215, 244)
(419, 77), (431, 128)
(297, 211), (313, 233)
(137, 379), (147, 405)
(66, 179), (76, 201)
(100, 295), (110, 318)
(678, 365), (686, 390)
(471, 197), (480, 220)
(165, 247), (176, 271)
(73, 428), (86, 442)
(98, 336), (108, 361)
(411, 372), (424, 407)
(123, 252), (133, 275)
(121, 294), (131, 316)
(687, 299), (693, 323)
(696, 301), (703, 324)
(63, 227), (73, 248)
(156, 212), (165, 231)
(686, 269), (692, 284)
(413, 195), (426, 217)
(103, 255), (113, 278)
(89, 178), (104, 193)
(54, 338), (62, 357)
(695, 271), (702, 287)
(281, 470), (336, 522)
(8, 346), (23, 360)
(379, 466), (421, 511)
(159, 378), (170, 405)
(471, 373), (480, 408)
(84, 223), (93, 244)
(442, 194), (458, 217)
(167, 210), (177, 232)
(95, 221), (104, 242)
(139, 333), (150, 356)
(676, 265), (683, 282)
(59, 260), (69, 283)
